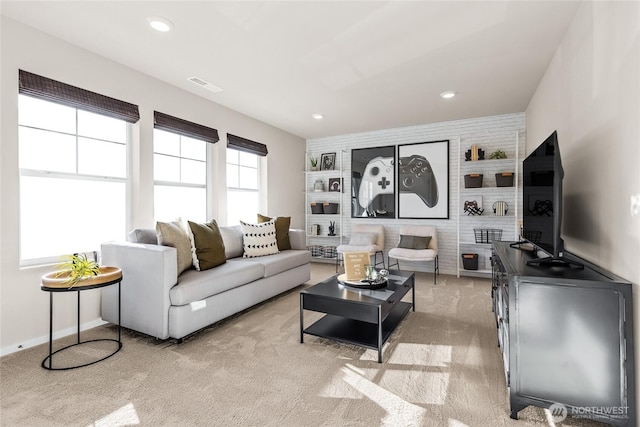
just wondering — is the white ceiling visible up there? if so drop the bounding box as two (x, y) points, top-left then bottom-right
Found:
(1, 1), (581, 139)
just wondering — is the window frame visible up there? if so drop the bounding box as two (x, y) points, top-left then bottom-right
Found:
(18, 94), (131, 266)
(226, 147), (262, 225)
(152, 128), (209, 223)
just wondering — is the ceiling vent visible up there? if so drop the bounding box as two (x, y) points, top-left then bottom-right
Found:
(187, 76), (223, 93)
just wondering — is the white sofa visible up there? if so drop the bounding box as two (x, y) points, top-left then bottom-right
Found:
(101, 226), (311, 341)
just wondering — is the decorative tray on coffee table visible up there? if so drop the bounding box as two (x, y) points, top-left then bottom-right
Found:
(337, 274), (388, 290)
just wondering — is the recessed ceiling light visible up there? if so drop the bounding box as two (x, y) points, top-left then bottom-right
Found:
(312, 114), (324, 120)
(147, 16), (173, 32)
(440, 91), (456, 99)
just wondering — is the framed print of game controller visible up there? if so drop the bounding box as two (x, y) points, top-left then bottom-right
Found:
(398, 140), (449, 219)
(351, 146), (396, 218)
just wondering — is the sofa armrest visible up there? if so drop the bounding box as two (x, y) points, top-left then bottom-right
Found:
(289, 229), (307, 250)
(101, 241), (178, 340)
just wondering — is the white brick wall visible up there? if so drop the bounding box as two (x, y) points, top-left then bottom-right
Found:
(306, 113), (526, 276)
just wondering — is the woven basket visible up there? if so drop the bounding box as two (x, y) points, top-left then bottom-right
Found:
(306, 245), (323, 257)
(322, 246), (337, 258)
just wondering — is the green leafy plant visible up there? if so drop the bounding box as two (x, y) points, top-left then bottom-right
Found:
(55, 253), (101, 287)
(310, 157), (318, 168)
(489, 150), (507, 159)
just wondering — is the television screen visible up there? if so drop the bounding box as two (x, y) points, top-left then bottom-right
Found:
(522, 131), (564, 260)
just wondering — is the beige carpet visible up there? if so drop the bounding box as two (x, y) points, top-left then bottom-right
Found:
(1, 264), (607, 427)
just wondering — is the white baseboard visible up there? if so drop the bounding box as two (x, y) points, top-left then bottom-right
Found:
(0, 318), (108, 357)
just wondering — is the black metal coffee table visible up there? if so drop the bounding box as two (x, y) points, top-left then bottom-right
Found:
(300, 270), (415, 363)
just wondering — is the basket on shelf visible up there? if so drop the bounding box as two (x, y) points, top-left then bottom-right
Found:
(464, 174), (483, 188)
(306, 245), (324, 257)
(322, 202), (339, 214)
(474, 228), (503, 244)
(310, 203), (323, 214)
(461, 253), (479, 270)
(322, 246), (337, 258)
(495, 172), (514, 187)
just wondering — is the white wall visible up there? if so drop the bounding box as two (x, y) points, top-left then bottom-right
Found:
(526, 1), (639, 286)
(526, 0), (639, 414)
(0, 17), (305, 355)
(307, 113), (525, 275)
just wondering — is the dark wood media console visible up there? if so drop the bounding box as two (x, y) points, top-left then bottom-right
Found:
(492, 242), (635, 426)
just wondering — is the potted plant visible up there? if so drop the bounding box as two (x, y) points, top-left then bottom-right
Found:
(310, 157), (318, 171)
(42, 253), (121, 289)
(488, 150), (507, 159)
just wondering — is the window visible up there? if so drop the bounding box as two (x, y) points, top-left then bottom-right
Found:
(152, 112), (218, 223)
(226, 148), (260, 225)
(18, 95), (129, 264)
(153, 129), (207, 223)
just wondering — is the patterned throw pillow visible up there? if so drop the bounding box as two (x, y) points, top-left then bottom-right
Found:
(156, 219), (193, 275)
(398, 235), (432, 250)
(257, 214), (291, 251)
(240, 219), (279, 258)
(187, 219), (227, 271)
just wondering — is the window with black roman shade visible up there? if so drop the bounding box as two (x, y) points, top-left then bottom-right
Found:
(153, 111), (219, 144)
(18, 69), (140, 123)
(227, 134), (268, 156)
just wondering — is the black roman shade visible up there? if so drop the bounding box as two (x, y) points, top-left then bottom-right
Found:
(18, 69), (140, 123)
(227, 134), (268, 156)
(154, 111), (219, 144)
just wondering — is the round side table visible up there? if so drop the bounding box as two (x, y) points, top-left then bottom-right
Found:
(41, 267), (123, 370)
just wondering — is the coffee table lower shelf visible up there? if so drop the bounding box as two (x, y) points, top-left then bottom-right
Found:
(302, 301), (411, 361)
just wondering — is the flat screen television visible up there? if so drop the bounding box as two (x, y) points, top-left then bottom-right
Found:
(519, 131), (582, 268)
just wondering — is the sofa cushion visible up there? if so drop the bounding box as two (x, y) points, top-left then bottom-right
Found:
(219, 225), (244, 259)
(170, 261), (265, 306)
(388, 247), (437, 261)
(187, 220), (226, 271)
(129, 228), (158, 245)
(240, 220), (279, 258)
(336, 244), (382, 254)
(257, 214), (291, 251)
(231, 249), (312, 278)
(156, 220), (193, 275)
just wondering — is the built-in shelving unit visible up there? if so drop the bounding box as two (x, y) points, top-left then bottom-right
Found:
(457, 133), (521, 277)
(305, 151), (345, 263)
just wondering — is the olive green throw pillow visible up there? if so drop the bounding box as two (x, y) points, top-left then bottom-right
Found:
(398, 235), (432, 250)
(187, 219), (226, 271)
(257, 214), (291, 251)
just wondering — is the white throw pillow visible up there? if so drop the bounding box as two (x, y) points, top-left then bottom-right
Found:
(348, 232), (378, 246)
(240, 219), (280, 258)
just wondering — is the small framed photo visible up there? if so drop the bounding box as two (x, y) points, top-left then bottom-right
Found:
(320, 152), (336, 171)
(328, 178), (342, 192)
